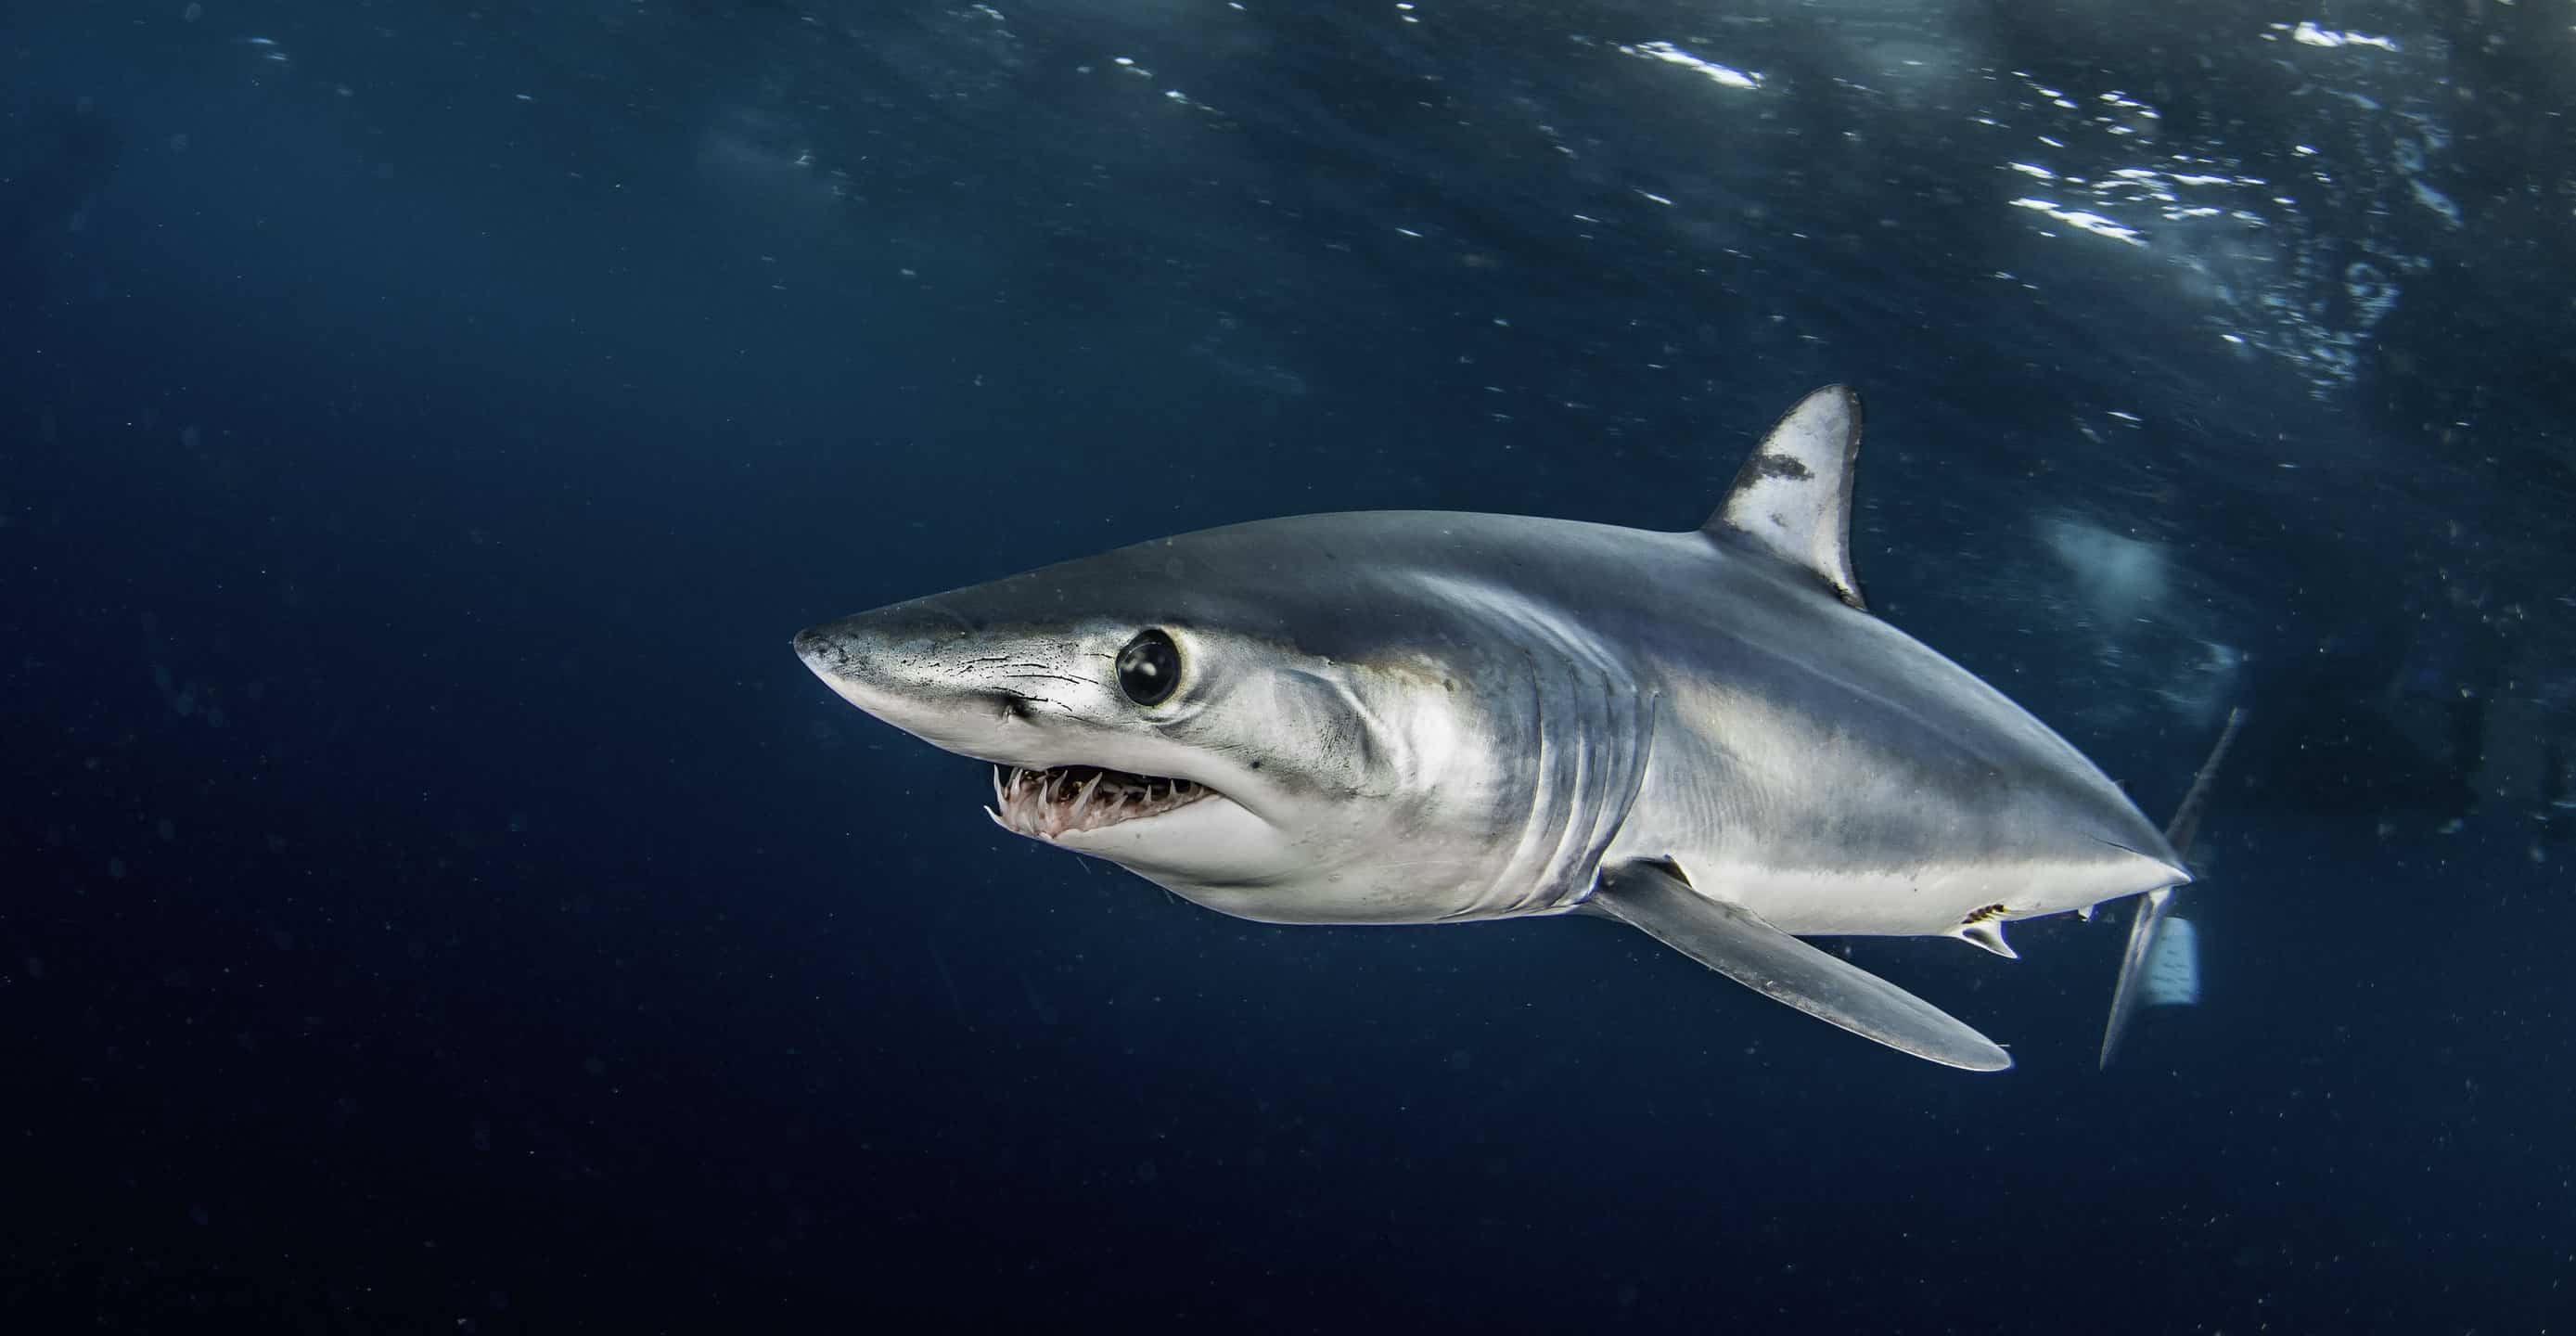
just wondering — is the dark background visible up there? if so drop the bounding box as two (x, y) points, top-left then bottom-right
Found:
(6, 2), (2570, 1330)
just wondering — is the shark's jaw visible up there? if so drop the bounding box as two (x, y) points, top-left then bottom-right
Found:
(985, 762), (1213, 841)
(973, 756), (1301, 909)
(976, 761), (1293, 898)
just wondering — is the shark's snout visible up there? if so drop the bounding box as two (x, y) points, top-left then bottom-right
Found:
(790, 621), (847, 673)
(793, 600), (978, 683)
(790, 610), (928, 717)
(791, 600), (1064, 757)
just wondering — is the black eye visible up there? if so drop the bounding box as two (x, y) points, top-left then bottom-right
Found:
(1115, 629), (1181, 706)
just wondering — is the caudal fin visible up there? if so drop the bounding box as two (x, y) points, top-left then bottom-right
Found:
(2099, 709), (2244, 1069)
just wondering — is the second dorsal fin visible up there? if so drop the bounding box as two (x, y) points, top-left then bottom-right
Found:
(1703, 385), (1867, 610)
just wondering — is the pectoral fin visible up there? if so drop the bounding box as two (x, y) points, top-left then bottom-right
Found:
(1586, 861), (2012, 1073)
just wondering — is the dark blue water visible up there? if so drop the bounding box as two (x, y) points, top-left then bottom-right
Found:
(6, 2), (2570, 1330)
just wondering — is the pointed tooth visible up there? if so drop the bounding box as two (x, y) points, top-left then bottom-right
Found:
(1070, 773), (1104, 826)
(993, 765), (1006, 807)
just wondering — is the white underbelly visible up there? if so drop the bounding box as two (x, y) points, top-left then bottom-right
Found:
(1680, 854), (2180, 938)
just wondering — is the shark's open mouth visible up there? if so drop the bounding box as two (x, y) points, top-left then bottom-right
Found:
(987, 764), (1212, 840)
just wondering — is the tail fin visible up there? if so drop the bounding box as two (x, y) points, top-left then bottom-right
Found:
(2099, 709), (2245, 1069)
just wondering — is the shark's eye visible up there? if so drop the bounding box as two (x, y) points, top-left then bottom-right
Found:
(1115, 629), (1181, 706)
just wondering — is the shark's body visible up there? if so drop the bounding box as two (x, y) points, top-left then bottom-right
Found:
(796, 387), (2224, 1070)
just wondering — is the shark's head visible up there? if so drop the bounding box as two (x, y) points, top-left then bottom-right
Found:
(794, 515), (1631, 924)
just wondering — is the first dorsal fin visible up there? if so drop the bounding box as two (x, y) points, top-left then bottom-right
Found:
(1703, 385), (1867, 610)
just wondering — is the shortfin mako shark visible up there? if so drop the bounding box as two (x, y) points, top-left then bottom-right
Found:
(794, 387), (2236, 1071)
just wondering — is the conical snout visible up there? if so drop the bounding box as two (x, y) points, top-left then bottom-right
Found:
(792, 599), (980, 687)
(790, 598), (1049, 755)
(791, 616), (871, 679)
